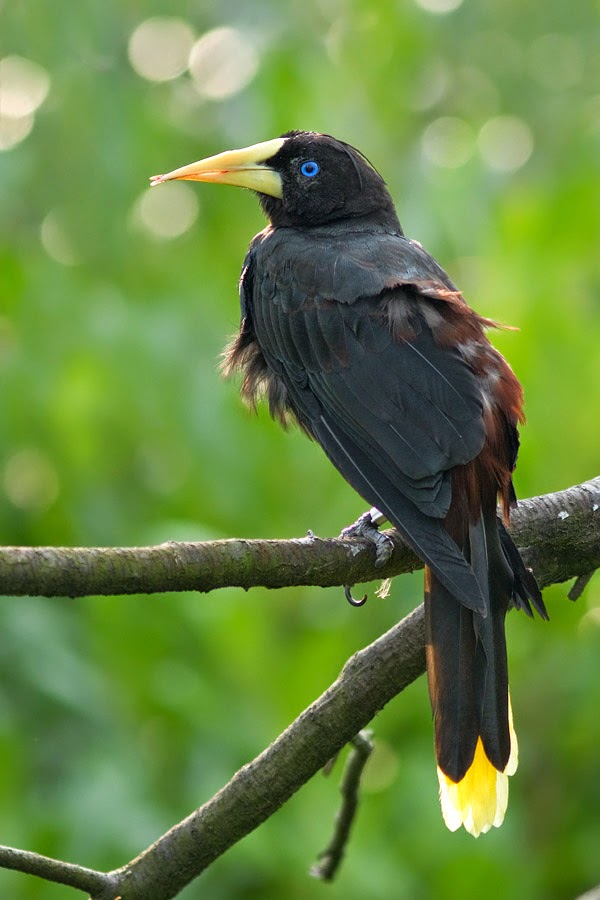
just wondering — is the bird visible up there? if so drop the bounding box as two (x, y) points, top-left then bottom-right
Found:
(150, 131), (547, 837)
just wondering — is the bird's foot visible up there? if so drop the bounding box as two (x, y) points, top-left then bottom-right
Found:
(340, 509), (394, 568)
(343, 585), (368, 607)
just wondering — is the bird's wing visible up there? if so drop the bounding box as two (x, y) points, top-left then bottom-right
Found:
(246, 231), (488, 609)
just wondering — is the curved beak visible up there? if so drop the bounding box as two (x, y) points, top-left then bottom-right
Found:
(150, 137), (285, 198)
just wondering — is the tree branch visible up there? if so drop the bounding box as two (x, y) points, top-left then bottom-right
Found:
(96, 604), (428, 900)
(0, 477), (598, 598)
(0, 477), (598, 899)
(0, 602), (422, 900)
(0, 846), (113, 896)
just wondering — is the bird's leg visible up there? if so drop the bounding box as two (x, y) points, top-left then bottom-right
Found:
(340, 508), (393, 567)
(341, 509), (393, 607)
(303, 512), (392, 607)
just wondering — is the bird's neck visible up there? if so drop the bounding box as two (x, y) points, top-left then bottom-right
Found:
(267, 215), (404, 238)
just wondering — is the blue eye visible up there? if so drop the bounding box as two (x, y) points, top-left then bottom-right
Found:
(300, 160), (320, 178)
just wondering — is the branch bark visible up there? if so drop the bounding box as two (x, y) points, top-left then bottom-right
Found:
(0, 477), (598, 899)
(0, 476), (598, 598)
(0, 847), (114, 896)
(98, 604), (428, 900)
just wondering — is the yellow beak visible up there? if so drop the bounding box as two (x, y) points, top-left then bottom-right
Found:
(150, 137), (285, 198)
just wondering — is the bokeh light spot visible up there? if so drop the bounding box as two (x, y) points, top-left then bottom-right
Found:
(414, 0), (464, 14)
(189, 27), (259, 100)
(40, 211), (80, 266)
(579, 606), (600, 635)
(409, 59), (451, 111)
(421, 116), (474, 168)
(0, 112), (34, 151)
(0, 55), (49, 151)
(361, 741), (400, 793)
(3, 448), (60, 512)
(0, 55), (50, 117)
(477, 115), (534, 172)
(128, 17), (195, 83)
(131, 182), (199, 240)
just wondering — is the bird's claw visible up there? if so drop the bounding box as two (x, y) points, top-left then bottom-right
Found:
(340, 511), (394, 568)
(341, 511), (394, 607)
(344, 585), (368, 607)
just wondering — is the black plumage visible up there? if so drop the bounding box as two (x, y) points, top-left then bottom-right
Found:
(233, 222), (488, 610)
(151, 130), (547, 835)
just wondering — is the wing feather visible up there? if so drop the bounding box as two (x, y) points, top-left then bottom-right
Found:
(244, 228), (489, 611)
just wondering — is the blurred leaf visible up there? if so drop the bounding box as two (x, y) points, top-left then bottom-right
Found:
(0, 2), (598, 897)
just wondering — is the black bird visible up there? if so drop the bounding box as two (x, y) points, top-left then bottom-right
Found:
(151, 131), (547, 836)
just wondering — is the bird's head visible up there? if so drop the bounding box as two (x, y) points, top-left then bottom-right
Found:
(151, 131), (401, 230)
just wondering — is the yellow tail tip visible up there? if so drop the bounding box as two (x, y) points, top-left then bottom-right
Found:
(437, 701), (518, 837)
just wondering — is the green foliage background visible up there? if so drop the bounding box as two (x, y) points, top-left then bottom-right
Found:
(1, 2), (599, 898)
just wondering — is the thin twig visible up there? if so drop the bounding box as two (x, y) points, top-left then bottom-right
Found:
(567, 571), (596, 601)
(0, 845), (112, 896)
(311, 730), (375, 882)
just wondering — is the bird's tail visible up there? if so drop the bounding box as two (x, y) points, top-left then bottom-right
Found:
(424, 503), (543, 837)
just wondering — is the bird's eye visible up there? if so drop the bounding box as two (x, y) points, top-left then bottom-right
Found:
(300, 160), (320, 178)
